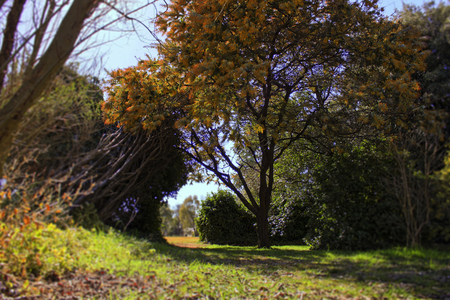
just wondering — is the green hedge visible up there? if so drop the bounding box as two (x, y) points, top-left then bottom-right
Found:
(195, 190), (258, 245)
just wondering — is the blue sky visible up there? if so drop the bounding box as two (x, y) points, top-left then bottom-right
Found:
(92, 0), (430, 208)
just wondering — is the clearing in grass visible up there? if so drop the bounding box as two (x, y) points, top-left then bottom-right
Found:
(164, 236), (204, 248)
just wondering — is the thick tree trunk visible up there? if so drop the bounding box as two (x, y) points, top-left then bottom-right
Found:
(256, 144), (273, 248)
(0, 0), (99, 178)
(256, 208), (271, 248)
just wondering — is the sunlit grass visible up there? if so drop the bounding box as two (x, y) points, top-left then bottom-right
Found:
(164, 236), (206, 248)
(3, 225), (449, 299)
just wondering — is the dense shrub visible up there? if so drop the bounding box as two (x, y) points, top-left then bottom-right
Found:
(196, 190), (258, 245)
(427, 152), (450, 244)
(105, 150), (188, 243)
(303, 143), (405, 250)
(269, 200), (309, 245)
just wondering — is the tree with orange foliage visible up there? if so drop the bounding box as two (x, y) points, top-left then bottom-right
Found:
(103, 0), (427, 248)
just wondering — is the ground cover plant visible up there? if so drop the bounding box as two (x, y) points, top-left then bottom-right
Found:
(2, 228), (449, 299)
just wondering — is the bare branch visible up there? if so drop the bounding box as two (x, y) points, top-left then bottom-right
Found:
(24, 0), (56, 74)
(0, 0), (26, 92)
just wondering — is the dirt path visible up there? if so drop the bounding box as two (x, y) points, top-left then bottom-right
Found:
(164, 236), (205, 248)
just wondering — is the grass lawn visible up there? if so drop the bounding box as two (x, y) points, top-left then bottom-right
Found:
(2, 227), (450, 299)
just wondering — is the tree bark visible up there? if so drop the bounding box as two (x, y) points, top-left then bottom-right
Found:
(0, 0), (100, 178)
(256, 208), (270, 248)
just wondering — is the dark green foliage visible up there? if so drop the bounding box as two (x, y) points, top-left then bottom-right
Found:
(427, 189), (450, 244)
(303, 143), (405, 250)
(107, 151), (188, 243)
(116, 192), (165, 243)
(401, 1), (450, 126)
(425, 153), (450, 244)
(196, 190), (258, 245)
(399, 1), (450, 246)
(269, 200), (309, 245)
(3, 63), (107, 228)
(268, 144), (318, 246)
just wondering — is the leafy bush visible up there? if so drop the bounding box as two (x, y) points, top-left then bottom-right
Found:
(107, 151), (188, 243)
(196, 190), (258, 245)
(0, 222), (89, 281)
(0, 221), (158, 296)
(428, 152), (450, 244)
(269, 199), (309, 245)
(71, 202), (105, 231)
(303, 143), (405, 250)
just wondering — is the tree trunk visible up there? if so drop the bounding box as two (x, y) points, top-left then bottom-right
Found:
(256, 145), (273, 248)
(0, 0), (100, 178)
(256, 209), (271, 248)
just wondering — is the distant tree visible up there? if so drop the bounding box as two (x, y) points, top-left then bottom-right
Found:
(179, 195), (200, 236)
(160, 204), (175, 236)
(171, 204), (184, 236)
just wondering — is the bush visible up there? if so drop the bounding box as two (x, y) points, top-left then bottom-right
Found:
(303, 143), (405, 250)
(196, 190), (258, 245)
(269, 200), (309, 245)
(71, 202), (105, 232)
(0, 222), (90, 281)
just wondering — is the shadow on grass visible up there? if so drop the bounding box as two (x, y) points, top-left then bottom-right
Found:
(151, 242), (450, 299)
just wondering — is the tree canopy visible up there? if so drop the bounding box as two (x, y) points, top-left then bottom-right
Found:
(103, 0), (428, 247)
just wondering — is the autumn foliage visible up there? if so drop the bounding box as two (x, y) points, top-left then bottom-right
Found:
(103, 0), (428, 247)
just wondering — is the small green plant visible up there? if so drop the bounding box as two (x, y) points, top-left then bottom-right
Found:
(70, 202), (105, 231)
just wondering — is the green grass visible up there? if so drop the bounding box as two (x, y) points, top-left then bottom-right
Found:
(2, 225), (450, 299)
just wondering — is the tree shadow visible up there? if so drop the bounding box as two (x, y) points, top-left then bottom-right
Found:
(151, 243), (450, 299)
